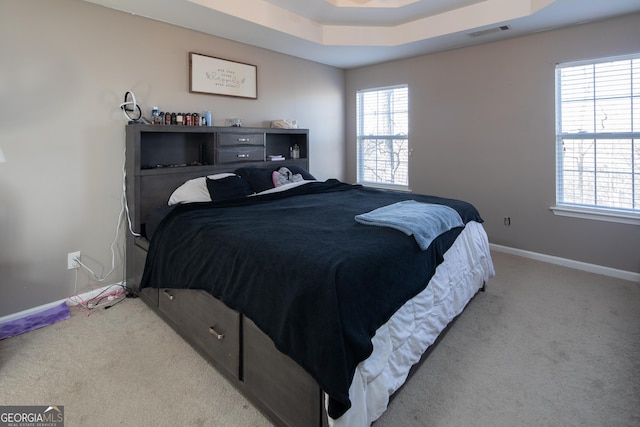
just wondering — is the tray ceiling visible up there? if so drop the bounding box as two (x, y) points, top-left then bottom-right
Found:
(83, 0), (640, 68)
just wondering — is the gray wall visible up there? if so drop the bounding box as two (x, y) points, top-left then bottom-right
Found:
(0, 0), (345, 317)
(345, 13), (640, 274)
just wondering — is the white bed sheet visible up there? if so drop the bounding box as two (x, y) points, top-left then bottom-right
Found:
(328, 221), (495, 427)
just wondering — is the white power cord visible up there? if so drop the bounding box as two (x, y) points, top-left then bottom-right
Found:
(122, 141), (140, 237)
(67, 92), (149, 311)
(74, 206), (123, 283)
(74, 123), (140, 284)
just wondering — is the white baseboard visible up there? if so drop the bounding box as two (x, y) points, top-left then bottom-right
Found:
(0, 283), (124, 325)
(490, 244), (640, 283)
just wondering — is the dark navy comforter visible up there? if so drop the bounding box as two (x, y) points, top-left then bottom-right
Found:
(141, 180), (482, 418)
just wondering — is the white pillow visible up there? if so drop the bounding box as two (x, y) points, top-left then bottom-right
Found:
(168, 173), (235, 205)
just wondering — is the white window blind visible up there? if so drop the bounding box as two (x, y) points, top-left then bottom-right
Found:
(555, 54), (640, 217)
(356, 85), (409, 188)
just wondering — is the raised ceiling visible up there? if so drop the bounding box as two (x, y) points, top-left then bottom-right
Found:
(83, 0), (640, 68)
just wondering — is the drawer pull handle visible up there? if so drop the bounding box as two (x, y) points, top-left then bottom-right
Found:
(209, 327), (225, 340)
(163, 290), (174, 300)
(237, 138), (250, 142)
(237, 154), (250, 158)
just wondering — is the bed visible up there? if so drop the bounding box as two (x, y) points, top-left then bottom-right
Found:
(129, 164), (494, 427)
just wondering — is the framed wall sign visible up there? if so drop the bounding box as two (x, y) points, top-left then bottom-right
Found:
(189, 52), (258, 99)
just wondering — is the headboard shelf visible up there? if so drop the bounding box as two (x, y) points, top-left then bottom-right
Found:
(125, 124), (309, 235)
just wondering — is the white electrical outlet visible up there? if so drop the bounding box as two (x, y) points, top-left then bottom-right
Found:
(67, 251), (81, 270)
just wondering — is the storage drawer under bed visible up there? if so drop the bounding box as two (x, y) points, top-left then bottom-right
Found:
(243, 317), (326, 427)
(158, 288), (241, 380)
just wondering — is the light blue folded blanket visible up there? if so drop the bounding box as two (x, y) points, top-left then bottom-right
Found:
(355, 200), (464, 250)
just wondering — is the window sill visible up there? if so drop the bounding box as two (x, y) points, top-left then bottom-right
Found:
(550, 205), (640, 226)
(358, 182), (411, 192)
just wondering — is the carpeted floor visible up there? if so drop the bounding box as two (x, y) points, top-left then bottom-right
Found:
(1, 251), (639, 426)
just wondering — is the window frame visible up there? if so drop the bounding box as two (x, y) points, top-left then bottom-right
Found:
(356, 84), (409, 190)
(552, 53), (640, 225)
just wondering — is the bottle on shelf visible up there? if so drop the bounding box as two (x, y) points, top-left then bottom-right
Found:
(151, 106), (159, 124)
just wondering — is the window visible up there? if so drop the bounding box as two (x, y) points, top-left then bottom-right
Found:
(356, 85), (409, 188)
(554, 54), (640, 223)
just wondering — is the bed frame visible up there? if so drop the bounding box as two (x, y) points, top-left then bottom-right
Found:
(124, 124), (491, 427)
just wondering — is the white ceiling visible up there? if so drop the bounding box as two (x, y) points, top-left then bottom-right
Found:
(84, 0), (640, 69)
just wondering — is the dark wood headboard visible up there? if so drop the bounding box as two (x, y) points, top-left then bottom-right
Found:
(125, 124), (309, 237)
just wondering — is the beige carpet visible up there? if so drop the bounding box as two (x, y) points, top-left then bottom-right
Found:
(1, 251), (639, 426)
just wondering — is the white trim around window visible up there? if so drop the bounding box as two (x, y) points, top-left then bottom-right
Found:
(550, 204), (640, 225)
